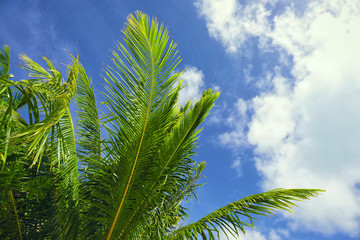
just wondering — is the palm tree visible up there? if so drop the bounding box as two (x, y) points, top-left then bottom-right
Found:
(0, 12), (323, 240)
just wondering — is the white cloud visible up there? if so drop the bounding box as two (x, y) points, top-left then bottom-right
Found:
(0, 0), (74, 62)
(178, 67), (205, 105)
(197, 0), (360, 237)
(241, 230), (267, 240)
(218, 99), (249, 178)
(194, 0), (271, 53)
(268, 230), (281, 240)
(217, 228), (288, 240)
(219, 98), (248, 148)
(230, 158), (243, 177)
(212, 84), (221, 92)
(249, 1), (360, 237)
(218, 229), (266, 240)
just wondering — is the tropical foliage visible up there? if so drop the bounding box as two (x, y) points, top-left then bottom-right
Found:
(0, 12), (322, 240)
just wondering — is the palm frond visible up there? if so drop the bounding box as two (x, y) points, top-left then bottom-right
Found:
(138, 161), (207, 240)
(75, 64), (101, 165)
(0, 45), (13, 170)
(0, 87), (13, 170)
(0, 49), (82, 238)
(51, 61), (82, 239)
(170, 188), (323, 240)
(52, 109), (81, 240)
(8, 54), (78, 168)
(0, 44), (10, 77)
(0, 154), (56, 239)
(96, 12), (184, 240)
(120, 89), (219, 238)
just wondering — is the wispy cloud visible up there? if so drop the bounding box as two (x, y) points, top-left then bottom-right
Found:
(0, 0), (74, 62)
(218, 228), (289, 240)
(196, 0), (360, 237)
(219, 98), (249, 148)
(178, 66), (206, 105)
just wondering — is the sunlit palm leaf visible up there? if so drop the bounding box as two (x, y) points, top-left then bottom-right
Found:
(8, 54), (78, 168)
(170, 189), (323, 240)
(75, 64), (101, 163)
(99, 12), (185, 240)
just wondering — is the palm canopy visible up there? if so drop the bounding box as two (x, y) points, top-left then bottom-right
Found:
(0, 12), (323, 240)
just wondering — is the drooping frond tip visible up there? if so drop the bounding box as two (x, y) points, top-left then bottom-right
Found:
(170, 188), (324, 240)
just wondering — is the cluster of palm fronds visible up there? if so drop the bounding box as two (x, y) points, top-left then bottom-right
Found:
(0, 12), (322, 240)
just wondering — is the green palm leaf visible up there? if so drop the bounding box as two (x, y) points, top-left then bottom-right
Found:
(2, 54), (79, 169)
(170, 189), (323, 240)
(101, 12), (185, 239)
(118, 89), (219, 239)
(75, 64), (101, 163)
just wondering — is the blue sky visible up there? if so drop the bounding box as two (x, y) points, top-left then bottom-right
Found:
(1, 0), (360, 239)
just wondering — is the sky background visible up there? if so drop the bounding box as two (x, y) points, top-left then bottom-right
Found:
(1, 0), (360, 239)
